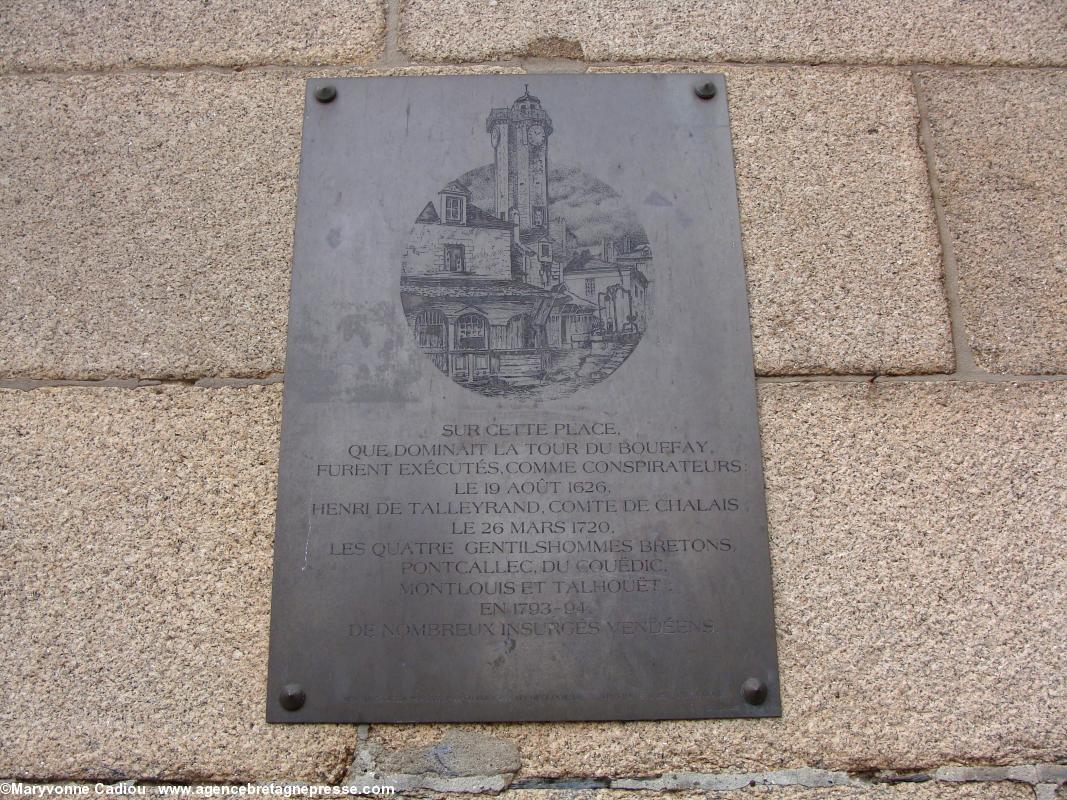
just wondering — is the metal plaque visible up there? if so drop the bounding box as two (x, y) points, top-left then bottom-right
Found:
(266, 74), (780, 723)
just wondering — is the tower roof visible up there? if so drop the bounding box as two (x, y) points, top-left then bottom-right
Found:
(514, 84), (540, 106)
(487, 86), (552, 133)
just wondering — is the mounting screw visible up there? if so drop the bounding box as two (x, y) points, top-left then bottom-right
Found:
(313, 85), (337, 104)
(279, 683), (306, 711)
(741, 677), (767, 706)
(694, 81), (717, 100)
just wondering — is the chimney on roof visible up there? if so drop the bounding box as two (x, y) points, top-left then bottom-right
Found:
(550, 217), (568, 261)
(601, 237), (615, 262)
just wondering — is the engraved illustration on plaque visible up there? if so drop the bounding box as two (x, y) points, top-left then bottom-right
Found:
(401, 86), (653, 398)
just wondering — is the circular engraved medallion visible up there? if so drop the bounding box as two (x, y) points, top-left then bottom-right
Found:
(400, 87), (653, 400)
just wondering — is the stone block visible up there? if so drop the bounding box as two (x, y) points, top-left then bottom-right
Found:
(918, 70), (1067, 373)
(0, 385), (355, 781)
(371, 730), (521, 776)
(723, 67), (951, 374)
(0, 72), (302, 380)
(0, 0), (385, 72)
(398, 0), (1067, 66)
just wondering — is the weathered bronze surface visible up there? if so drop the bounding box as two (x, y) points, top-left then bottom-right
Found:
(266, 74), (780, 722)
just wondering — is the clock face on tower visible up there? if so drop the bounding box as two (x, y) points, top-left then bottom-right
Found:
(528, 124), (545, 146)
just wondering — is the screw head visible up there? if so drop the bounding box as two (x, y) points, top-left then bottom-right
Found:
(279, 683), (306, 711)
(741, 677), (767, 706)
(694, 81), (717, 100)
(313, 85), (337, 104)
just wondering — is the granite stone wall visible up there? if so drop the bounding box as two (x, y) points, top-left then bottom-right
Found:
(0, 2), (1064, 799)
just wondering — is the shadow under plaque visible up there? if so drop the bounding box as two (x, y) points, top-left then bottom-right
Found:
(266, 74), (780, 723)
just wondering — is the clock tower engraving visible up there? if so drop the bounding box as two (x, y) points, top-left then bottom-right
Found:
(403, 84), (653, 398)
(487, 85), (553, 232)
